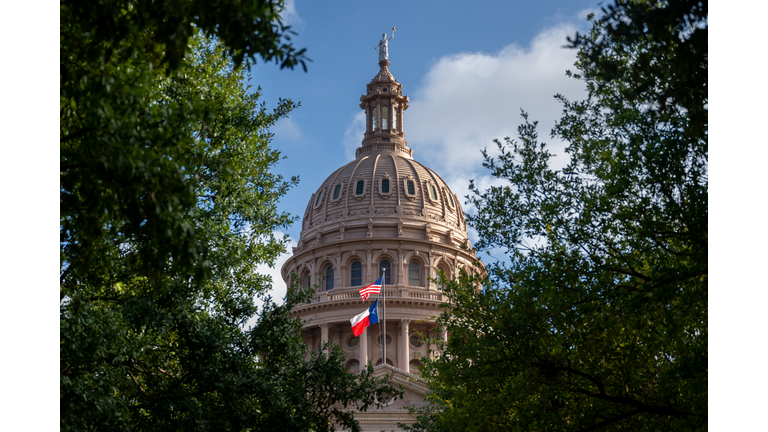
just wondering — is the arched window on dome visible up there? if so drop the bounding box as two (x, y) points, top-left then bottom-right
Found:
(302, 270), (311, 289)
(379, 260), (392, 285)
(325, 266), (334, 291)
(346, 359), (360, 372)
(382, 106), (388, 129)
(408, 261), (420, 286)
(333, 184), (342, 200)
(381, 178), (390, 193)
(435, 263), (450, 291)
(409, 359), (422, 374)
(350, 261), (362, 287)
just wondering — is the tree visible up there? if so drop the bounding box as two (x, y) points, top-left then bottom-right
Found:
(408, 1), (707, 431)
(61, 2), (396, 430)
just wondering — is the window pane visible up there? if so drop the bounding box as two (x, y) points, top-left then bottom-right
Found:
(351, 261), (362, 286)
(408, 262), (420, 286)
(381, 178), (390, 193)
(315, 190), (323, 206)
(393, 106), (397, 130)
(333, 184), (341, 200)
(429, 185), (437, 200)
(356, 180), (365, 195)
(436, 266), (447, 291)
(409, 335), (423, 348)
(377, 333), (392, 346)
(447, 192), (454, 207)
(382, 107), (388, 129)
(325, 267), (334, 291)
(407, 180), (415, 195)
(379, 260), (391, 285)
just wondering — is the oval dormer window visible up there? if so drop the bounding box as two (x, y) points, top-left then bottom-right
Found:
(428, 185), (438, 201)
(315, 190), (323, 206)
(333, 184), (341, 200)
(407, 180), (415, 196)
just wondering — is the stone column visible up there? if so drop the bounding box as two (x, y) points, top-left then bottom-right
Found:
(335, 252), (342, 289)
(310, 262), (317, 290)
(320, 323), (329, 357)
(359, 327), (368, 367)
(400, 319), (411, 373)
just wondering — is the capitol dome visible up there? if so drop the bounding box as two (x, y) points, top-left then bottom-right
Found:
(281, 56), (482, 431)
(293, 58), (470, 253)
(298, 146), (468, 247)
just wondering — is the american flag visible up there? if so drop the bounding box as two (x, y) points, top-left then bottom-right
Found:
(359, 277), (382, 301)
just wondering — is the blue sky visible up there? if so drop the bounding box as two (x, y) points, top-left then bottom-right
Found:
(248, 0), (601, 298)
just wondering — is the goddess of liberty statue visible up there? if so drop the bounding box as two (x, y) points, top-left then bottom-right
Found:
(375, 28), (396, 62)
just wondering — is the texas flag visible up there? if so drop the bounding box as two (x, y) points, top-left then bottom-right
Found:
(350, 298), (379, 337)
(359, 276), (382, 301)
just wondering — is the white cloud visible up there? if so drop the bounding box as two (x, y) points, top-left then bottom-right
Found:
(334, 16), (593, 265)
(278, 0), (304, 29)
(272, 116), (303, 142)
(254, 232), (296, 306)
(243, 232), (296, 330)
(404, 19), (589, 196)
(342, 111), (366, 160)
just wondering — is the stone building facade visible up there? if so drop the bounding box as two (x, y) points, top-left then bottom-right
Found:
(280, 58), (482, 431)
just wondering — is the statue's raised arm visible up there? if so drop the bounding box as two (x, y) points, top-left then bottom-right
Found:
(376, 27), (396, 62)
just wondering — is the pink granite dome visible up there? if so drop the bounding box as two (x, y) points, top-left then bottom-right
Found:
(298, 150), (467, 243)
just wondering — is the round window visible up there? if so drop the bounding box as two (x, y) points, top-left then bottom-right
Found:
(376, 332), (393, 347)
(409, 335), (423, 348)
(347, 335), (360, 348)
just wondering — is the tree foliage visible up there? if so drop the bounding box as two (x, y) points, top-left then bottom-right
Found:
(61, 2), (395, 430)
(408, 1), (707, 431)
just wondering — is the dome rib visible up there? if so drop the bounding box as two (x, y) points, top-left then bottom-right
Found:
(370, 154), (381, 209)
(323, 160), (352, 222)
(344, 156), (370, 216)
(389, 154), (402, 207)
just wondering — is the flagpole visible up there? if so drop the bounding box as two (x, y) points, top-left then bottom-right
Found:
(382, 267), (386, 366)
